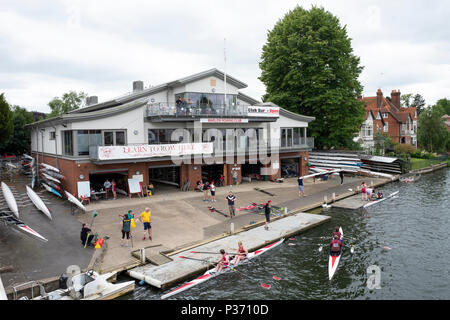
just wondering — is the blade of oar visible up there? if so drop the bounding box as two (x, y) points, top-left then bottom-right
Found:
(272, 276), (281, 281)
(261, 283), (271, 289)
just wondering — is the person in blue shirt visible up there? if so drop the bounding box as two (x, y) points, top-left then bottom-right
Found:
(297, 175), (304, 197)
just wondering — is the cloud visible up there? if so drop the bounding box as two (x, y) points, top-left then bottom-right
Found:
(0, 0), (449, 112)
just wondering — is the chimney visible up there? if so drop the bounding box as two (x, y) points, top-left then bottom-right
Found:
(133, 80), (144, 92)
(86, 96), (98, 106)
(391, 89), (401, 109)
(376, 89), (383, 108)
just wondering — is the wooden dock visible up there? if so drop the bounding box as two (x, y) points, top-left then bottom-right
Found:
(332, 194), (366, 210)
(127, 211), (331, 289)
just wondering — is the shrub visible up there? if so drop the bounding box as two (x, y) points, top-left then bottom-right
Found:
(394, 144), (416, 155)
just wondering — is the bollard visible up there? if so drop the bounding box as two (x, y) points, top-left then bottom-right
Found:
(332, 192), (336, 202)
(370, 181), (374, 186)
(284, 207), (288, 215)
(140, 248), (145, 264)
(324, 195), (327, 204)
(357, 186), (360, 192)
(230, 222), (235, 234)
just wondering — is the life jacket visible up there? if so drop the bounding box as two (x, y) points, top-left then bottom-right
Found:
(330, 239), (341, 252)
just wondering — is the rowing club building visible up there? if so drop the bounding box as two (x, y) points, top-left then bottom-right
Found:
(27, 69), (315, 197)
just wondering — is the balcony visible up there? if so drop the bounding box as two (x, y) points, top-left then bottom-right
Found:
(280, 137), (314, 151)
(146, 102), (248, 119)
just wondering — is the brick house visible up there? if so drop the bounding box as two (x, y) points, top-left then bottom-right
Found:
(357, 89), (418, 151)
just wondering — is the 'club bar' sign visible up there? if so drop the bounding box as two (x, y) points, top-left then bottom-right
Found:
(98, 142), (213, 160)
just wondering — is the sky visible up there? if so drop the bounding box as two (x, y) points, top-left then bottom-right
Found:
(1, 0), (449, 113)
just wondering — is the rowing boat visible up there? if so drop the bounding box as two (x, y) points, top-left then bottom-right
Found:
(0, 211), (48, 242)
(26, 186), (52, 220)
(40, 163), (60, 173)
(160, 238), (285, 299)
(42, 183), (62, 198)
(363, 190), (399, 209)
(42, 172), (61, 184)
(1, 182), (19, 218)
(65, 191), (86, 211)
(328, 227), (343, 280)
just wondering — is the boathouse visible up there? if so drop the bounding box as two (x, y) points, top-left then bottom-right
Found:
(27, 69), (315, 197)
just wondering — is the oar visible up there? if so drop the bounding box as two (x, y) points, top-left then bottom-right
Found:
(179, 256), (211, 262)
(190, 250), (246, 256)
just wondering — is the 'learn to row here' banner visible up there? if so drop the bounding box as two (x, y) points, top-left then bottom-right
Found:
(98, 143), (213, 160)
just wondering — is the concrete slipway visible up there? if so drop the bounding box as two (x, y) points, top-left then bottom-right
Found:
(128, 211), (330, 289)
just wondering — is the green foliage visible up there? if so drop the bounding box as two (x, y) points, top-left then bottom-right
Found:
(394, 143), (416, 155)
(433, 98), (450, 116)
(374, 132), (393, 152)
(0, 106), (35, 154)
(417, 105), (448, 152)
(400, 93), (426, 115)
(259, 6), (365, 149)
(0, 93), (14, 144)
(48, 91), (87, 117)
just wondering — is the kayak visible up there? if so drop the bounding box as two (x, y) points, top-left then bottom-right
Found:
(65, 191), (86, 211)
(363, 190), (399, 209)
(41, 183), (63, 198)
(26, 185), (52, 220)
(328, 227), (343, 280)
(1, 182), (19, 218)
(161, 238), (285, 299)
(0, 211), (48, 242)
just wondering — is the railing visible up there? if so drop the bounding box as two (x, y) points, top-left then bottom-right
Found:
(280, 137), (314, 150)
(146, 102), (248, 118)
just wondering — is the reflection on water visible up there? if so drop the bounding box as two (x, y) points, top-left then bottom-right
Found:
(121, 169), (450, 300)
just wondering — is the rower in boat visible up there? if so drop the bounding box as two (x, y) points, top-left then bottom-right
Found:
(215, 249), (230, 272)
(231, 241), (248, 265)
(370, 188), (379, 200)
(377, 190), (383, 199)
(330, 235), (342, 256)
(332, 227), (342, 244)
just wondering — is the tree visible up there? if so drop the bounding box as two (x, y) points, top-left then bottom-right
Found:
(417, 105), (448, 152)
(48, 91), (87, 117)
(259, 6), (365, 149)
(434, 98), (450, 116)
(400, 93), (426, 115)
(0, 106), (35, 155)
(0, 93), (14, 146)
(374, 132), (394, 154)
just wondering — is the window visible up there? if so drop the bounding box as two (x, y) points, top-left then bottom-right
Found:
(77, 130), (102, 156)
(49, 132), (56, 140)
(376, 113), (381, 120)
(103, 131), (125, 146)
(63, 131), (73, 156)
(384, 123), (388, 132)
(382, 113), (388, 118)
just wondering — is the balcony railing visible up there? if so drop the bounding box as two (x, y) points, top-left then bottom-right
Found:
(280, 137), (314, 150)
(146, 102), (248, 118)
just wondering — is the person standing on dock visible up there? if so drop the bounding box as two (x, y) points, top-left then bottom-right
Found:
(112, 179), (117, 200)
(339, 171), (344, 185)
(104, 179), (112, 199)
(297, 175), (304, 197)
(121, 214), (132, 247)
(361, 181), (367, 201)
(264, 200), (272, 230)
(210, 182), (216, 202)
(226, 191), (236, 218)
(139, 207), (152, 241)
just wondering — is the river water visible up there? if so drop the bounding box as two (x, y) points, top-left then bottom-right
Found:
(123, 168), (450, 300)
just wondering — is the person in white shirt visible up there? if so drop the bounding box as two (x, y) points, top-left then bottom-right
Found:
(104, 179), (112, 199)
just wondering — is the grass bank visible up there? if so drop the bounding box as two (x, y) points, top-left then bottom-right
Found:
(410, 158), (447, 170)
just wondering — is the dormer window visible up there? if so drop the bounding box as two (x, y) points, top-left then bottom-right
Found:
(382, 113), (388, 118)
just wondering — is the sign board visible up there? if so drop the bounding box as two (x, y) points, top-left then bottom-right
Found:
(132, 174), (144, 182)
(128, 179), (141, 194)
(200, 118), (248, 123)
(77, 181), (91, 199)
(98, 142), (213, 160)
(247, 106), (279, 118)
